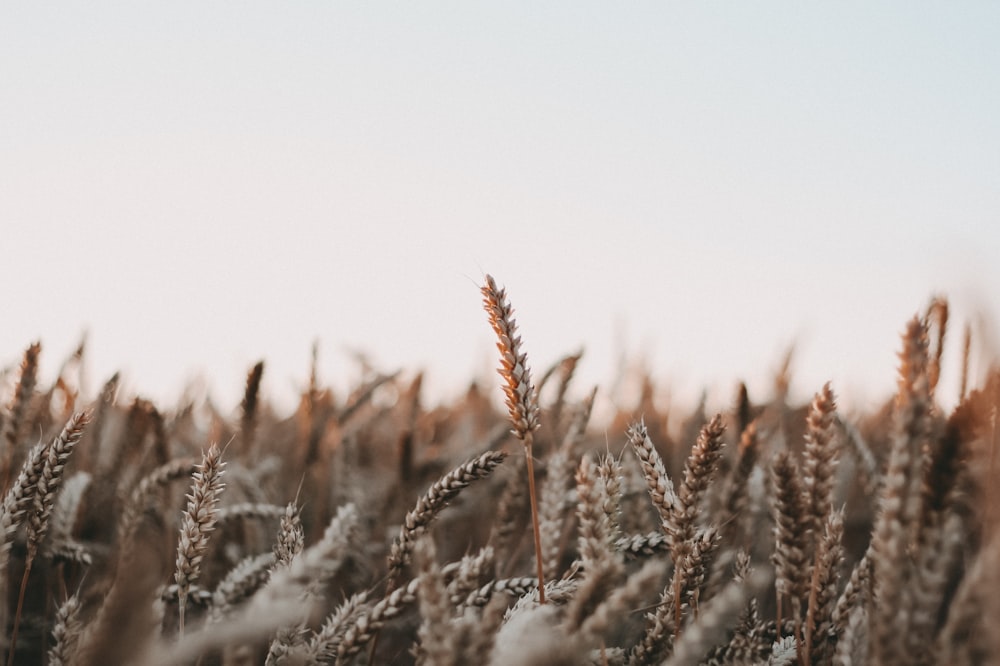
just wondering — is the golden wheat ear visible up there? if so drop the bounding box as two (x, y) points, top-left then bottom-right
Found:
(480, 274), (546, 604)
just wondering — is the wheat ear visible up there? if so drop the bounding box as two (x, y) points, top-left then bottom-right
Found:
(413, 536), (454, 666)
(770, 451), (808, 641)
(118, 457), (198, 543)
(565, 455), (623, 632)
(0, 433), (51, 613)
(209, 552), (276, 622)
(575, 558), (667, 644)
(445, 545), (495, 606)
(802, 383), (839, 543)
(958, 322), (971, 402)
(539, 445), (572, 581)
(665, 570), (769, 666)
(241, 360), (264, 453)
(8, 410), (90, 666)
(870, 317), (931, 664)
(47, 593), (83, 666)
(540, 349), (583, 441)
(386, 449), (507, 589)
(575, 454), (612, 570)
(272, 500), (305, 569)
(627, 419), (680, 545)
(481, 273), (546, 603)
(304, 590), (370, 664)
(926, 296), (948, 396)
(48, 470), (90, 549)
(174, 443), (226, 636)
(670, 414), (726, 558)
(719, 420), (758, 547)
(803, 508), (845, 665)
(1, 342), (41, 487)
(335, 578), (421, 664)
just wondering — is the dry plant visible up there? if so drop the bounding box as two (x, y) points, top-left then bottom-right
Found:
(481, 274), (545, 603)
(0, 285), (995, 665)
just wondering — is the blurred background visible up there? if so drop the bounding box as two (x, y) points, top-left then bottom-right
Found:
(2, 3), (998, 420)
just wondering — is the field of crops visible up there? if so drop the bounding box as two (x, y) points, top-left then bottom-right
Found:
(0, 276), (996, 665)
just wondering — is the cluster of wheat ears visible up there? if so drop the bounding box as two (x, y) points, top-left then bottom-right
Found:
(0, 277), (997, 665)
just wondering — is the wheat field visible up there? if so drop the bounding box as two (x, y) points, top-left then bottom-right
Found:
(0, 277), (996, 665)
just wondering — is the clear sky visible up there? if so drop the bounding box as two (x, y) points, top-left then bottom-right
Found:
(2, 4), (998, 418)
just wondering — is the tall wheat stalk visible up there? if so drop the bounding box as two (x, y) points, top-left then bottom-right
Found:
(481, 274), (546, 604)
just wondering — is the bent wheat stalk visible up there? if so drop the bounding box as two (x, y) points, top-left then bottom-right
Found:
(481, 274), (546, 603)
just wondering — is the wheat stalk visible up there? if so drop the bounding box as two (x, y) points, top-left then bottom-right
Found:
(8, 410), (90, 666)
(481, 274), (546, 605)
(174, 443), (226, 636)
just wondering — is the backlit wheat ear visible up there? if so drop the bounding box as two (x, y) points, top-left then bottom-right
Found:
(481, 275), (540, 440)
(174, 443), (226, 636)
(481, 274), (546, 603)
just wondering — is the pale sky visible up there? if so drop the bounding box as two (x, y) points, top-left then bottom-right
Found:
(2, 4), (998, 418)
